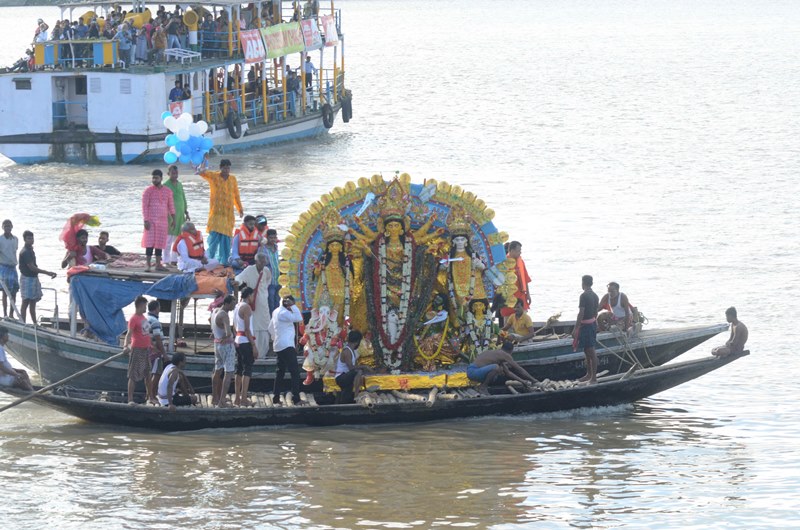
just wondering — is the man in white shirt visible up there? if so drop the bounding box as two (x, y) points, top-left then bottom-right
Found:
(268, 295), (303, 405)
(234, 253), (272, 357)
(173, 222), (220, 272)
(303, 55), (317, 89)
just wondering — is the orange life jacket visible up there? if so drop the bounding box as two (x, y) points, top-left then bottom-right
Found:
(173, 230), (205, 259)
(236, 224), (260, 262)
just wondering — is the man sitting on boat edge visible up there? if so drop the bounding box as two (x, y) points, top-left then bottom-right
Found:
(335, 330), (369, 404)
(712, 307), (748, 358)
(502, 299), (537, 344)
(597, 281), (636, 333)
(0, 327), (33, 391)
(158, 352), (197, 411)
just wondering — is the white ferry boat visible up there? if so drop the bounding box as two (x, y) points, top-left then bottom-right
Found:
(0, 0), (352, 164)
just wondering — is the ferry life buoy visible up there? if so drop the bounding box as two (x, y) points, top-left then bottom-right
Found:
(322, 103), (334, 129)
(226, 112), (242, 139)
(342, 96), (352, 123)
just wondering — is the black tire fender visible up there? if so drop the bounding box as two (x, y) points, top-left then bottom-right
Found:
(322, 103), (334, 129)
(226, 112), (242, 139)
(342, 96), (352, 123)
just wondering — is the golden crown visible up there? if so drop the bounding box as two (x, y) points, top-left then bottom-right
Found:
(320, 207), (346, 243)
(448, 206), (471, 237)
(377, 178), (407, 222)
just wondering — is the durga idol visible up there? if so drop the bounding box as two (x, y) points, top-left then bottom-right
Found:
(350, 179), (446, 371)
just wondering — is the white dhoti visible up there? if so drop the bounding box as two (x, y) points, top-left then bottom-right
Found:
(254, 329), (271, 357)
(164, 235), (178, 263)
(177, 256), (220, 272)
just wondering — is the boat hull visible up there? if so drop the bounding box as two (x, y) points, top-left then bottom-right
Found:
(0, 110), (336, 165)
(0, 352), (748, 430)
(0, 317), (727, 393)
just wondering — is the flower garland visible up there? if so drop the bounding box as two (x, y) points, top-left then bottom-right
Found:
(464, 311), (494, 361)
(413, 319), (450, 362)
(343, 256), (352, 322)
(372, 235), (415, 367)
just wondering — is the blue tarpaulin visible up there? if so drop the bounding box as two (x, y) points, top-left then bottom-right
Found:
(69, 273), (198, 345)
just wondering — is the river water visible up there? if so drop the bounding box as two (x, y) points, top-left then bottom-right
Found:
(1, 1), (798, 528)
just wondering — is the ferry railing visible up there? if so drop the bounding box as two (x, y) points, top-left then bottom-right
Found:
(205, 86), (245, 126)
(198, 30), (240, 59)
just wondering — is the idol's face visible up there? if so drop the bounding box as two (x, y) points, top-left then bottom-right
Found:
(472, 302), (486, 315)
(328, 241), (343, 253)
(453, 236), (468, 251)
(385, 221), (403, 237)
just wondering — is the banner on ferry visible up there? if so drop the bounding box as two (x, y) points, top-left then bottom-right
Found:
(321, 15), (338, 47)
(300, 19), (323, 51)
(239, 29), (266, 64)
(260, 22), (304, 59)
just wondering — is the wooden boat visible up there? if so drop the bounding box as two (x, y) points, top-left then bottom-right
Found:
(0, 314), (727, 393)
(0, 351), (748, 431)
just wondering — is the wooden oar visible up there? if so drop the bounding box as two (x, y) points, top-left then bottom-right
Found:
(0, 350), (128, 414)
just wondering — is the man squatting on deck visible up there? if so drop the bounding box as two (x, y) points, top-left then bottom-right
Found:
(466, 342), (538, 392)
(712, 307), (748, 357)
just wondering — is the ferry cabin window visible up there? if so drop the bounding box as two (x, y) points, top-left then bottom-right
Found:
(120, 78), (132, 95)
(90, 78), (101, 93)
(75, 77), (87, 96)
(13, 78), (31, 90)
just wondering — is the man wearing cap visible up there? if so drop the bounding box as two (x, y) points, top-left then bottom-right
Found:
(199, 158), (243, 265)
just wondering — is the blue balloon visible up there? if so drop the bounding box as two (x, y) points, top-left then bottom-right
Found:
(179, 143), (191, 156)
(163, 151), (178, 164)
(187, 135), (201, 149)
(191, 152), (205, 165)
(179, 154), (191, 164)
(165, 134), (178, 147)
(201, 138), (214, 150)
(161, 111), (172, 120)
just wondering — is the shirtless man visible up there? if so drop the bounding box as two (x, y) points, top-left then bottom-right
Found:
(466, 342), (538, 391)
(712, 307), (748, 357)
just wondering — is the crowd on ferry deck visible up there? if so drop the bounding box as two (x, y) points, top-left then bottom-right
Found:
(14, 0), (324, 72)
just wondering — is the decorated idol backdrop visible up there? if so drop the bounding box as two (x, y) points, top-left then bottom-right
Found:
(281, 173), (518, 373)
